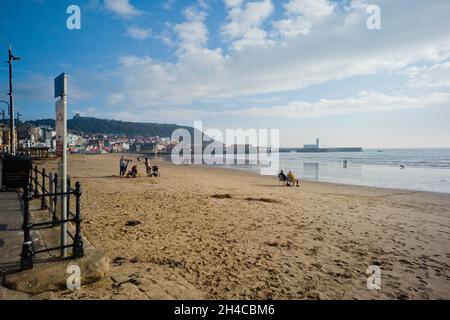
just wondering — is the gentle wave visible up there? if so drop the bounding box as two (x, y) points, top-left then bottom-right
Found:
(153, 149), (450, 193)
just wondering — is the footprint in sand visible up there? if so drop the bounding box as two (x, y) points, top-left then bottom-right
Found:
(416, 276), (428, 286)
(245, 197), (281, 203)
(211, 193), (232, 199)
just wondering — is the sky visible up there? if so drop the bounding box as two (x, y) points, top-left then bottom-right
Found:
(0, 0), (449, 148)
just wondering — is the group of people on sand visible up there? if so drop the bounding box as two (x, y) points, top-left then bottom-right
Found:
(278, 169), (300, 187)
(119, 156), (159, 178)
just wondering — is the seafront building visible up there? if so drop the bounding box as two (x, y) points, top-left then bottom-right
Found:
(6, 121), (176, 157)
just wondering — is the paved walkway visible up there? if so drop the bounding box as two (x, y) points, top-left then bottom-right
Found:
(0, 162), (54, 279)
(0, 191), (26, 274)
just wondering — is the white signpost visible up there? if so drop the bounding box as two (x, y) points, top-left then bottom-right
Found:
(55, 73), (68, 257)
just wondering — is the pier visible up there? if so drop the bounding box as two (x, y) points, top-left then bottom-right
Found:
(279, 147), (363, 153)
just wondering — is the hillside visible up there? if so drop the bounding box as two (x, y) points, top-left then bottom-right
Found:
(25, 116), (195, 138)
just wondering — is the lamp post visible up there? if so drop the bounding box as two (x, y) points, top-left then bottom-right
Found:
(0, 100), (9, 153)
(8, 46), (21, 155)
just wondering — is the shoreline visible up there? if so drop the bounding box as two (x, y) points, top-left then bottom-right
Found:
(132, 153), (450, 197)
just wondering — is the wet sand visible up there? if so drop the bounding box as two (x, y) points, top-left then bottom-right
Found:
(36, 153), (450, 299)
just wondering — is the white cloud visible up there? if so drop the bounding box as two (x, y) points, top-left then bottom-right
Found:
(85, 91), (450, 122)
(197, 0), (209, 10)
(77, 0), (450, 123)
(162, 0), (175, 10)
(103, 0), (143, 18)
(272, 0), (335, 38)
(222, 0), (274, 49)
(126, 26), (152, 39)
(403, 61), (450, 89)
(173, 6), (209, 52)
(230, 91), (450, 119)
(284, 0), (334, 17)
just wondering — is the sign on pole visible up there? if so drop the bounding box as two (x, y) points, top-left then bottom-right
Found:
(55, 73), (68, 257)
(54, 73), (67, 98)
(55, 99), (65, 157)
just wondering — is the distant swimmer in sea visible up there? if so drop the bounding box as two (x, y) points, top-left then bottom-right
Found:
(287, 170), (300, 187)
(343, 160), (348, 168)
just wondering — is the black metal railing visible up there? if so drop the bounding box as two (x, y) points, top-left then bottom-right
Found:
(21, 165), (84, 270)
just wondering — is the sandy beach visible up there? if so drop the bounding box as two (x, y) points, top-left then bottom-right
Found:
(35, 153), (450, 300)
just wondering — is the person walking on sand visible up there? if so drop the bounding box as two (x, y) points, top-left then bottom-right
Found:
(287, 170), (300, 187)
(119, 156), (132, 177)
(119, 156), (126, 177)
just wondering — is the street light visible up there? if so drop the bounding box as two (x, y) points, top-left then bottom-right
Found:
(7, 46), (21, 155)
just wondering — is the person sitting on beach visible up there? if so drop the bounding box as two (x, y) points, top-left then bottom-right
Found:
(287, 170), (299, 187)
(278, 170), (288, 185)
(127, 165), (138, 178)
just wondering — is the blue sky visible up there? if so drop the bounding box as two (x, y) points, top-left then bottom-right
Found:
(0, 0), (449, 147)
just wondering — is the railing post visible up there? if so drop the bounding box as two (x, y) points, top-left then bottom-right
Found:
(52, 172), (58, 226)
(73, 181), (84, 258)
(67, 175), (71, 213)
(21, 185), (34, 270)
(49, 173), (54, 215)
(41, 168), (46, 209)
(29, 167), (33, 191)
(33, 165), (38, 197)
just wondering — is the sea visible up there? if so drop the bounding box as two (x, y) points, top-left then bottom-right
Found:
(158, 148), (450, 194)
